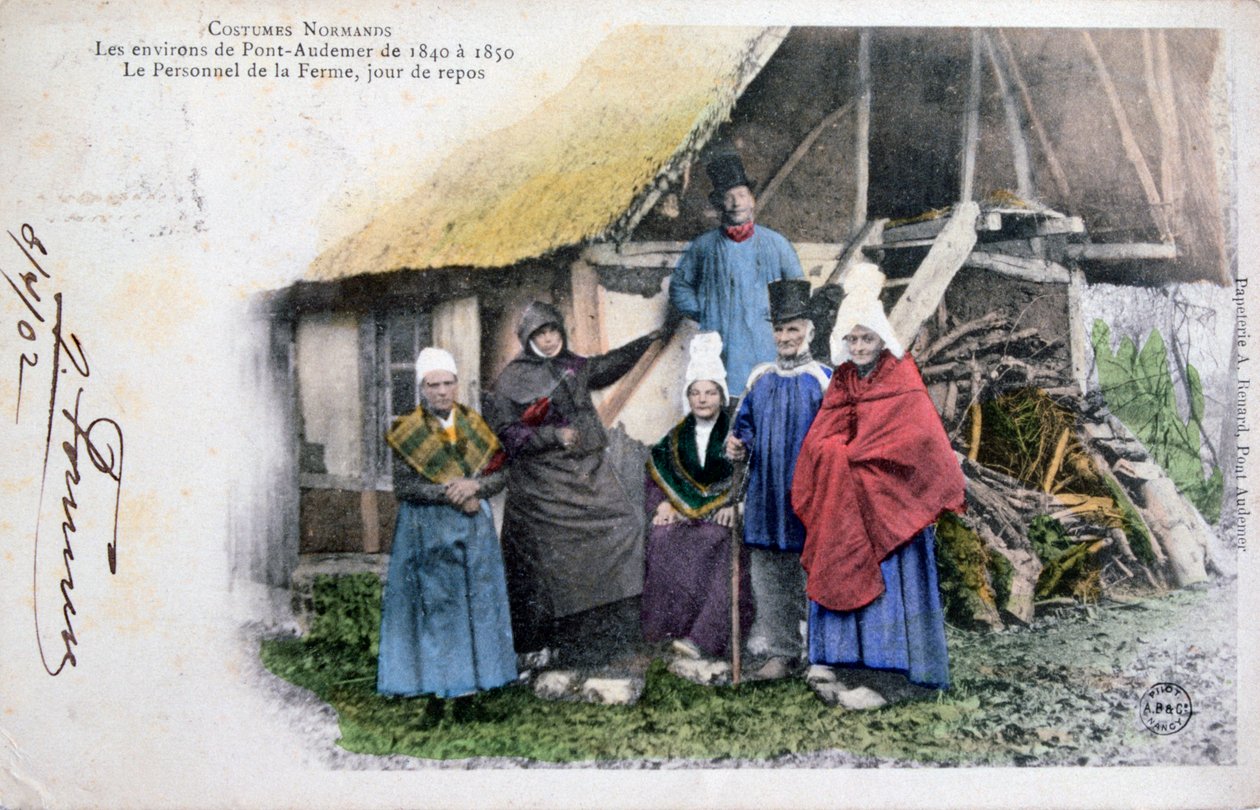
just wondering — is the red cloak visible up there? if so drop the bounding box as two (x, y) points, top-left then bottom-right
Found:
(791, 351), (965, 612)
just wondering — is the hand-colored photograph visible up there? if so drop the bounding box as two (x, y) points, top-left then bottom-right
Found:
(257, 23), (1238, 769)
(1, 3), (1255, 808)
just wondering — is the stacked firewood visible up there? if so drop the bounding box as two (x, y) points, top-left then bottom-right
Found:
(902, 308), (1201, 630)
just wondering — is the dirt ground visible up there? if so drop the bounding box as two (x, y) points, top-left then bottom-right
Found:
(249, 570), (1235, 771)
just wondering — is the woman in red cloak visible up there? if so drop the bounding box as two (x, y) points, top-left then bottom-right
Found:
(791, 263), (965, 692)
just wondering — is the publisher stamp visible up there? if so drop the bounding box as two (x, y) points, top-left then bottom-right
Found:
(1138, 682), (1193, 735)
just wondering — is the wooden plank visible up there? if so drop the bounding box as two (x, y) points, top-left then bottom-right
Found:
(585, 241), (848, 269)
(827, 219), (887, 286)
(1066, 267), (1091, 395)
(360, 489), (381, 554)
(565, 259), (608, 356)
(964, 251), (1071, 283)
(431, 295), (482, 407)
(1063, 243), (1178, 261)
(883, 210), (1001, 244)
(997, 30), (1073, 205)
(983, 31), (1034, 200)
(758, 99), (855, 213)
(582, 241), (687, 265)
(1031, 216), (1084, 236)
(959, 30), (983, 203)
(596, 337), (669, 426)
(1080, 31), (1170, 241)
(853, 29), (871, 233)
(889, 200), (981, 346)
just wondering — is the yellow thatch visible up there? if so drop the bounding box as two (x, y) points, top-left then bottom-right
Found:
(308, 26), (785, 281)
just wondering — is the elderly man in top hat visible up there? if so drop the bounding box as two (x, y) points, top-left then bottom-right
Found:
(669, 152), (805, 397)
(724, 279), (831, 679)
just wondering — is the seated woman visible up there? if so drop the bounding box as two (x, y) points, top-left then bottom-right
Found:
(791, 263), (966, 695)
(376, 348), (517, 711)
(640, 333), (753, 660)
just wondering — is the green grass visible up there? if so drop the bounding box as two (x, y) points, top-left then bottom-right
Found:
(261, 574), (1227, 765)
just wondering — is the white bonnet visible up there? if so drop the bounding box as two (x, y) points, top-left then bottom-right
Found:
(415, 347), (458, 383)
(682, 332), (729, 413)
(829, 263), (905, 365)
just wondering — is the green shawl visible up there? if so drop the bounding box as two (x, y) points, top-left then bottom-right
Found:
(646, 411), (733, 519)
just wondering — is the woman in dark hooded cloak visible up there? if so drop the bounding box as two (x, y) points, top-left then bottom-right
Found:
(486, 301), (664, 665)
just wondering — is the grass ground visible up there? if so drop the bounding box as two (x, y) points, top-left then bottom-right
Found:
(259, 580), (1234, 766)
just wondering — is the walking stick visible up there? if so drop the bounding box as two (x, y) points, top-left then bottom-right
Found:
(728, 457), (749, 686)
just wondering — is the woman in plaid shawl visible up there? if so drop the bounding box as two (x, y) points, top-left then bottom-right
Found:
(376, 348), (517, 709)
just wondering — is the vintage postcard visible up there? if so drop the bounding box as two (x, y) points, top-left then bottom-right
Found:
(1, 0), (1257, 807)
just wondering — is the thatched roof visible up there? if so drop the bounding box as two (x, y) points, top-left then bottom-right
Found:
(308, 26), (786, 281)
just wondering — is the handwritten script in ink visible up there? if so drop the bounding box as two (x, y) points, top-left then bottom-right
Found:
(3, 224), (124, 676)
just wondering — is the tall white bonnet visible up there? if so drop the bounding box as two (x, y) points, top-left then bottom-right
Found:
(682, 332), (729, 413)
(829, 262), (905, 365)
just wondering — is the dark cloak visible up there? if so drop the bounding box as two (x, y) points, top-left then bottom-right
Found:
(485, 301), (657, 643)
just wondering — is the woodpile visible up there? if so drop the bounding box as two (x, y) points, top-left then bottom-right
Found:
(822, 200), (1222, 630)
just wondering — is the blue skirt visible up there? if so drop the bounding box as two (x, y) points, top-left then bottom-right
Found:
(807, 526), (950, 688)
(377, 500), (518, 698)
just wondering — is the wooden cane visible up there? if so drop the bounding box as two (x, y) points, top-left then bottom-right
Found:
(728, 458), (749, 686)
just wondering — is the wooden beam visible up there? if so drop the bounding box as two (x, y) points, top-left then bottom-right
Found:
(584, 241), (852, 270)
(853, 29), (872, 233)
(1030, 216), (1085, 236)
(964, 251), (1071, 283)
(983, 31), (1034, 200)
(1147, 30), (1184, 231)
(584, 241), (688, 262)
(758, 99), (855, 213)
(1080, 30), (1171, 241)
(889, 200), (980, 346)
(959, 29), (983, 203)
(361, 489), (381, 554)
(996, 31), (1073, 205)
(431, 295), (482, 407)
(566, 259), (608, 355)
(1063, 243), (1178, 261)
(827, 219), (885, 285)
(596, 337), (669, 426)
(883, 211), (1002, 244)
(1066, 267), (1091, 395)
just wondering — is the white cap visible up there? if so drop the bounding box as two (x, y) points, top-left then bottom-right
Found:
(415, 347), (458, 383)
(829, 262), (905, 365)
(682, 332), (729, 413)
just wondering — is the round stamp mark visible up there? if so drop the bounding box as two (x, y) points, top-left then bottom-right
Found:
(1139, 682), (1193, 735)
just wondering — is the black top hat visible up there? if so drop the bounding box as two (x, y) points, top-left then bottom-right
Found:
(706, 153), (756, 204)
(767, 279), (813, 324)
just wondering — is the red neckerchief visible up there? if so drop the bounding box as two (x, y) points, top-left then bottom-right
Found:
(722, 222), (755, 243)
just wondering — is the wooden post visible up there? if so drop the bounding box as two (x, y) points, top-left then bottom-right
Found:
(959, 29), (983, 203)
(982, 31), (1034, 201)
(1080, 30), (1170, 241)
(826, 219), (886, 286)
(596, 337), (669, 426)
(431, 295), (482, 408)
(757, 100), (855, 213)
(889, 200), (981, 346)
(995, 30), (1073, 206)
(361, 489), (381, 554)
(853, 29), (872, 234)
(1066, 267), (1091, 395)
(566, 258), (608, 356)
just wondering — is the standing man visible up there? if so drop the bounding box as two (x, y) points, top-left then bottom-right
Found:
(669, 152), (805, 396)
(724, 279), (831, 679)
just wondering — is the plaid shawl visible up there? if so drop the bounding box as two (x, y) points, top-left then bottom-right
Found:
(386, 403), (505, 484)
(646, 411), (733, 519)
